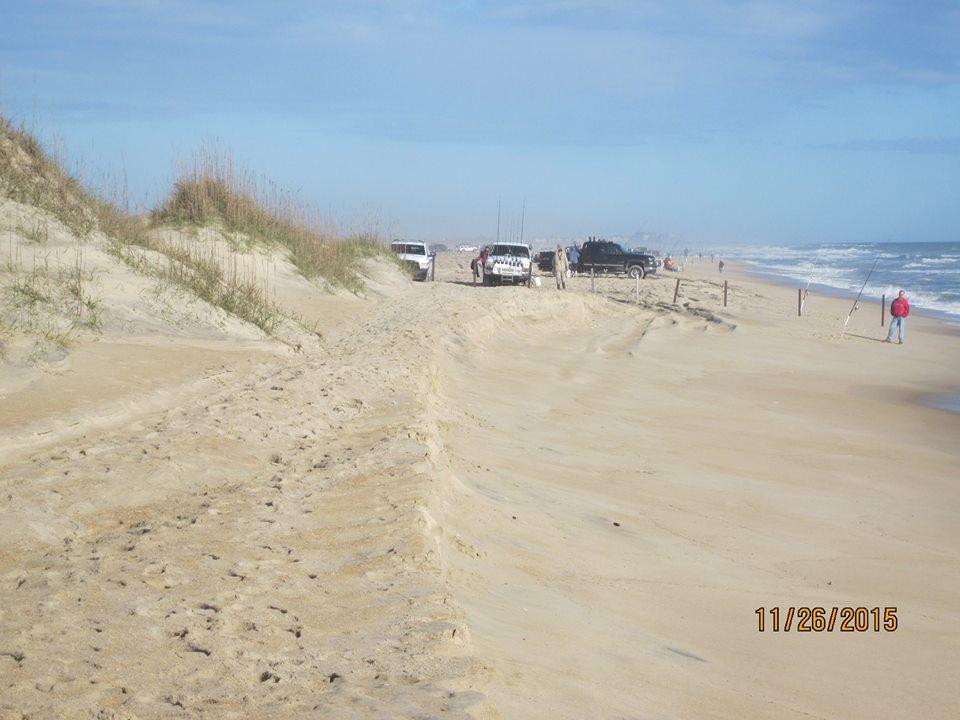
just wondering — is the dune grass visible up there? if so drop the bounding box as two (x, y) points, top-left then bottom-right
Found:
(0, 239), (103, 359)
(1, 119), (282, 335)
(2, 119), (401, 345)
(1, 118), (107, 356)
(0, 117), (96, 238)
(151, 150), (399, 292)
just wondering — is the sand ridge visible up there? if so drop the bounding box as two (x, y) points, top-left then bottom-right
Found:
(1, 270), (492, 717)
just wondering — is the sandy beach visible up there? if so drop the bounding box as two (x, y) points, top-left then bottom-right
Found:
(2, 238), (959, 719)
(6, 2), (959, 716)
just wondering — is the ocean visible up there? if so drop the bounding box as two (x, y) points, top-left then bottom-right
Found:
(722, 241), (960, 321)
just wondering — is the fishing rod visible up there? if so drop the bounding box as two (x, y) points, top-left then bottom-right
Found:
(800, 245), (819, 314)
(841, 242), (888, 337)
(495, 196), (501, 244)
(800, 279), (812, 314)
(519, 198), (526, 245)
(800, 248), (820, 314)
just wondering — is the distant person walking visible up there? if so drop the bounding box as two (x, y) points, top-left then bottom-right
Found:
(718, 259), (725, 273)
(554, 244), (569, 290)
(885, 290), (910, 344)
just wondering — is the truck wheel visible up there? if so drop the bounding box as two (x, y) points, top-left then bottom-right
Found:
(628, 265), (645, 280)
(482, 274), (491, 286)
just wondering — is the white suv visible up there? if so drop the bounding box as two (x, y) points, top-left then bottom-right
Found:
(391, 241), (435, 281)
(483, 243), (532, 286)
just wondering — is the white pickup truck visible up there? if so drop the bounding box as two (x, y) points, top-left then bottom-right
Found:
(482, 243), (532, 286)
(391, 241), (435, 281)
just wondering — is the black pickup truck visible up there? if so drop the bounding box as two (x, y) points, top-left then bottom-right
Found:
(576, 240), (658, 279)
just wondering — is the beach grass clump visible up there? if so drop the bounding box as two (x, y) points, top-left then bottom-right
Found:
(2, 119), (399, 343)
(0, 241), (103, 359)
(0, 118), (106, 357)
(151, 149), (397, 292)
(0, 116), (96, 237)
(1, 117), (282, 335)
(156, 241), (280, 334)
(0, 115), (149, 249)
(103, 232), (282, 335)
(16, 218), (50, 245)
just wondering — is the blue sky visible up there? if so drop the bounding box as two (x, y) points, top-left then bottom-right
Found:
(1, 1), (958, 245)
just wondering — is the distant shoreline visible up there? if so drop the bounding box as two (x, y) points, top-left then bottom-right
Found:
(730, 260), (960, 326)
(724, 260), (960, 415)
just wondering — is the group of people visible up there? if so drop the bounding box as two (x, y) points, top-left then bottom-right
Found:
(472, 243), (576, 290)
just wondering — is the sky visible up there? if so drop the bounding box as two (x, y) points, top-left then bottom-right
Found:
(1, 0), (958, 245)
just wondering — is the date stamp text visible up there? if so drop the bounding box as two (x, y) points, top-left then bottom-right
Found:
(755, 606), (898, 632)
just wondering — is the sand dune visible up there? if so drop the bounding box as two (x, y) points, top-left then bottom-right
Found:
(2, 246), (958, 718)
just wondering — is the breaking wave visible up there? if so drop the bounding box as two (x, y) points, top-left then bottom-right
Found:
(722, 241), (960, 320)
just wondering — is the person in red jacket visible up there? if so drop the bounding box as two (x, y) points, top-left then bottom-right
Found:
(885, 290), (910, 344)
(472, 247), (489, 284)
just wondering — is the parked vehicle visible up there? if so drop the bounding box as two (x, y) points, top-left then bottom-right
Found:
(535, 250), (555, 272)
(575, 240), (657, 279)
(483, 243), (532, 286)
(458, 244), (479, 253)
(391, 241), (435, 281)
(536, 246), (577, 273)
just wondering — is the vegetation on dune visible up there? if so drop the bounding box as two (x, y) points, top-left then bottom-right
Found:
(1, 119), (403, 347)
(0, 116), (96, 238)
(148, 240), (280, 334)
(0, 117), (283, 340)
(0, 240), (103, 359)
(151, 150), (398, 292)
(0, 118), (106, 356)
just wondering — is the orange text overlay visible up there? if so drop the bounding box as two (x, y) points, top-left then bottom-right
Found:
(755, 607), (898, 632)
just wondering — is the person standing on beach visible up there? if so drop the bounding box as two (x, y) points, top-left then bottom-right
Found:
(554, 244), (568, 290)
(567, 244), (580, 277)
(885, 290), (910, 344)
(718, 259), (725, 273)
(473, 247), (489, 284)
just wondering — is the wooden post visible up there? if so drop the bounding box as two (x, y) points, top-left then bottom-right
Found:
(881, 294), (885, 327)
(636, 273), (640, 305)
(798, 288), (802, 317)
(723, 280), (728, 307)
(673, 278), (680, 304)
(431, 256), (436, 282)
(591, 267), (595, 293)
